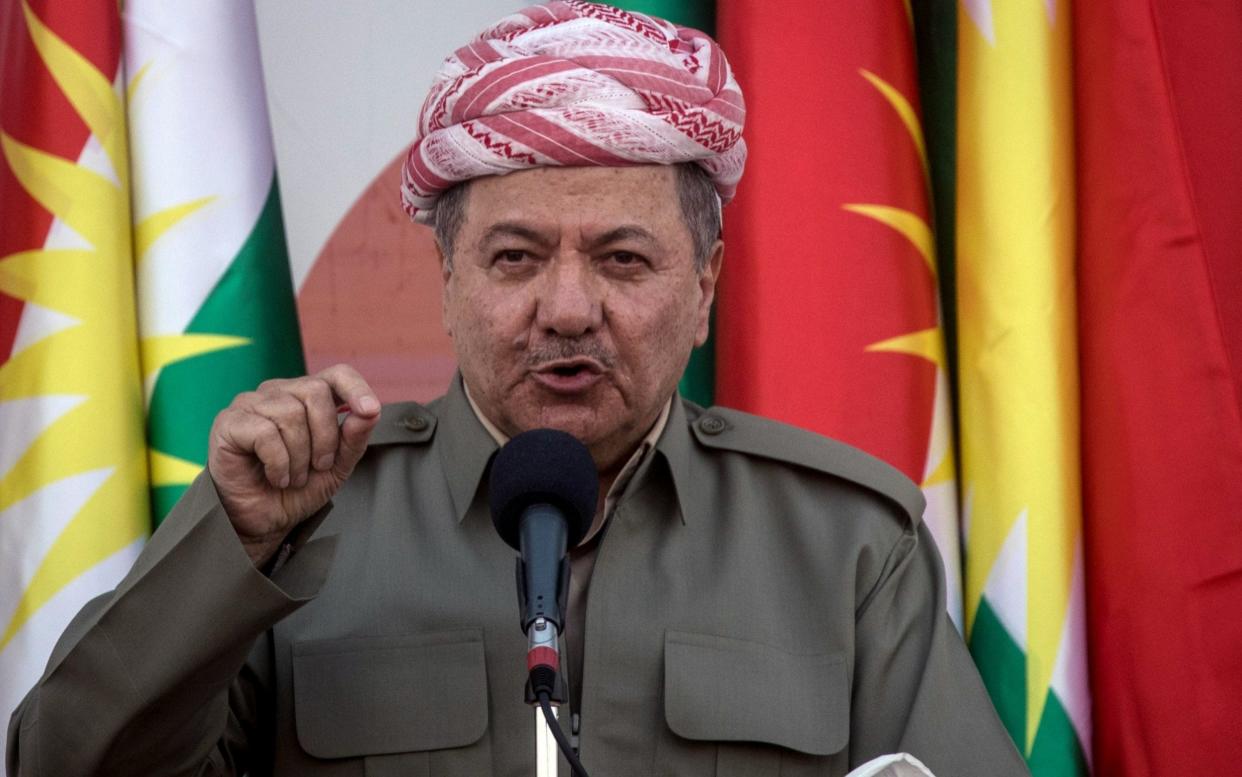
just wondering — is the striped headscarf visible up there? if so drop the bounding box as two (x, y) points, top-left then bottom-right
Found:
(400, 0), (747, 223)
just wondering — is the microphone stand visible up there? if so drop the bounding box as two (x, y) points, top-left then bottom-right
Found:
(533, 684), (585, 777)
(535, 698), (559, 777)
(535, 693), (587, 777)
(527, 616), (564, 777)
(524, 614), (588, 776)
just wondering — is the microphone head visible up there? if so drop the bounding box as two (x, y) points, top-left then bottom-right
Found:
(489, 428), (599, 551)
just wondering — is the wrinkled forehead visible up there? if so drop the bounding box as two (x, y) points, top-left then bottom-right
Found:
(468, 166), (679, 213)
(458, 166), (691, 246)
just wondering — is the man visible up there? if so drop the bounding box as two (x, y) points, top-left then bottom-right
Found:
(7, 2), (1028, 775)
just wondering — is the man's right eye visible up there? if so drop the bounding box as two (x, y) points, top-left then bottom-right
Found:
(495, 250), (529, 264)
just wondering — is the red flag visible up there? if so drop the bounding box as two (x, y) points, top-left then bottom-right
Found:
(715, 1), (961, 621)
(1075, 1), (1242, 774)
(716, 1), (936, 478)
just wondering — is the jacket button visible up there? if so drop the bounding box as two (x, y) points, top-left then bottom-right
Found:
(698, 414), (726, 435)
(402, 415), (429, 432)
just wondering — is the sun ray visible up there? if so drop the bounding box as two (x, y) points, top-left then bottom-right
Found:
(0, 249), (104, 317)
(1, 455), (145, 648)
(1, 134), (126, 252)
(864, 326), (954, 491)
(149, 450), (204, 488)
(859, 68), (927, 176)
(0, 386), (140, 510)
(134, 197), (215, 262)
(20, 1), (126, 186)
(923, 444), (956, 489)
(126, 61), (152, 105)
(140, 333), (251, 379)
(0, 467), (111, 643)
(842, 203), (935, 276)
(0, 252), (40, 304)
(866, 326), (945, 368)
(0, 307), (128, 401)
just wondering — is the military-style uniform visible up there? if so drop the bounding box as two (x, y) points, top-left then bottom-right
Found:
(7, 377), (1028, 777)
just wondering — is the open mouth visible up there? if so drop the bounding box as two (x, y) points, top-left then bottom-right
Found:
(536, 357), (603, 376)
(531, 358), (605, 392)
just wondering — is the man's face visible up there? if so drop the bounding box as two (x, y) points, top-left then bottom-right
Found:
(441, 165), (722, 473)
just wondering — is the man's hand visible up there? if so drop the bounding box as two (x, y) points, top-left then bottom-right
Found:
(207, 364), (381, 566)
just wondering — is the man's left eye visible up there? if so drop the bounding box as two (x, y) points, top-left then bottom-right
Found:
(608, 251), (644, 266)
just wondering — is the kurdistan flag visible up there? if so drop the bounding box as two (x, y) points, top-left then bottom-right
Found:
(715, 0), (962, 625)
(957, 0), (1091, 773)
(0, 0), (147, 765)
(124, 0), (305, 524)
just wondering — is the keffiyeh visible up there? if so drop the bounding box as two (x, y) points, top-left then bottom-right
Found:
(400, 0), (747, 223)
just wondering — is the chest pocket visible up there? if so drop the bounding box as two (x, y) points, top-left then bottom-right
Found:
(659, 630), (850, 777)
(292, 629), (491, 776)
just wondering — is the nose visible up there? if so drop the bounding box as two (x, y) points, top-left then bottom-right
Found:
(534, 255), (602, 337)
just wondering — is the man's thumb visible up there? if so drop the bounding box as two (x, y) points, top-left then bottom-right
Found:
(334, 411), (379, 477)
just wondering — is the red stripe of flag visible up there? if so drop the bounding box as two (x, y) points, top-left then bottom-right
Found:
(715, 0), (936, 482)
(1, 0), (123, 363)
(1076, 1), (1242, 774)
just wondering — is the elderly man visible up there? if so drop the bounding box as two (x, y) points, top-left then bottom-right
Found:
(7, 3), (1027, 776)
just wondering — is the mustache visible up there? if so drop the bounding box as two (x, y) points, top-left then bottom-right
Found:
(525, 338), (616, 369)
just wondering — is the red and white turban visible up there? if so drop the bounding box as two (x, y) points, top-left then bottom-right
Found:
(400, 0), (747, 223)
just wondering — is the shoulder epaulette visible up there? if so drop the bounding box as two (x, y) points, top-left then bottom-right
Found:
(683, 402), (925, 527)
(365, 400), (437, 446)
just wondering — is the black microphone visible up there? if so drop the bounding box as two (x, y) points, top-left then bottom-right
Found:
(489, 428), (597, 696)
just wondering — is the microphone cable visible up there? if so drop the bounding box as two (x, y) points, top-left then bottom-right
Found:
(536, 690), (590, 777)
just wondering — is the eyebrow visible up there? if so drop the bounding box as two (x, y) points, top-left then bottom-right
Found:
(478, 222), (557, 251)
(476, 222), (662, 252)
(584, 225), (660, 251)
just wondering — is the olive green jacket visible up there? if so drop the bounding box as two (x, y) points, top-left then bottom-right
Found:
(7, 377), (1028, 776)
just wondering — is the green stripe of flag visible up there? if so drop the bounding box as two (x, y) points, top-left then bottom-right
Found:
(148, 180), (305, 522)
(609, 0), (713, 30)
(972, 598), (1090, 776)
(1030, 690), (1090, 777)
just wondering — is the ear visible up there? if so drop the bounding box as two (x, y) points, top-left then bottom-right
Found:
(693, 239), (724, 348)
(437, 241), (454, 337)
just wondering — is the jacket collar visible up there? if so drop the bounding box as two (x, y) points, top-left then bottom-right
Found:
(434, 373), (501, 524)
(652, 394), (704, 527)
(434, 372), (703, 527)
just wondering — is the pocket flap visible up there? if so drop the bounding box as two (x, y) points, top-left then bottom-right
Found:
(293, 629), (488, 758)
(664, 630), (848, 756)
